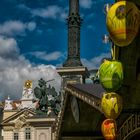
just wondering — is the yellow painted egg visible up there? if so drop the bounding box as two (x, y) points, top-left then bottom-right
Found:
(106, 1), (140, 46)
(101, 92), (122, 119)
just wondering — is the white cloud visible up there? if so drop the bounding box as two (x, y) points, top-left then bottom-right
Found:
(0, 63), (61, 100)
(27, 22), (36, 31)
(0, 36), (61, 100)
(0, 21), (25, 36)
(0, 21), (36, 36)
(80, 0), (93, 9)
(81, 53), (111, 70)
(0, 36), (19, 59)
(32, 5), (67, 21)
(0, 36), (19, 57)
(30, 51), (63, 61)
(17, 4), (68, 21)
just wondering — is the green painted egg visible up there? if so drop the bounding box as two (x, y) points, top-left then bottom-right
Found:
(99, 60), (123, 91)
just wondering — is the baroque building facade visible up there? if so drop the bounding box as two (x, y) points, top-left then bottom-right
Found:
(0, 80), (56, 140)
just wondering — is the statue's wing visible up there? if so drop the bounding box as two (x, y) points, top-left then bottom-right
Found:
(55, 95), (61, 103)
(34, 87), (42, 99)
(40, 97), (47, 106)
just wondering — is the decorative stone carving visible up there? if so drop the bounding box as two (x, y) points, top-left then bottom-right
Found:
(63, 0), (82, 67)
(3, 126), (13, 131)
(22, 80), (34, 99)
(15, 114), (27, 129)
(4, 96), (13, 110)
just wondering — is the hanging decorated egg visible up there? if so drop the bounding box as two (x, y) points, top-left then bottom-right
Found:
(106, 1), (140, 46)
(99, 59), (123, 91)
(101, 119), (117, 140)
(101, 92), (122, 119)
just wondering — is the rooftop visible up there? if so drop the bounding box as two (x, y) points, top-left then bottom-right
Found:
(67, 83), (105, 99)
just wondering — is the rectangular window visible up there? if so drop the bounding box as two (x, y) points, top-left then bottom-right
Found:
(25, 128), (31, 140)
(14, 133), (18, 140)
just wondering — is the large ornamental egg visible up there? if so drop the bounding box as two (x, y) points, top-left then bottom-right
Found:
(106, 1), (140, 46)
(101, 119), (117, 140)
(101, 92), (122, 119)
(99, 60), (123, 91)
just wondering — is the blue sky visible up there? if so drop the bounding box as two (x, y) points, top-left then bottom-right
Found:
(0, 0), (114, 100)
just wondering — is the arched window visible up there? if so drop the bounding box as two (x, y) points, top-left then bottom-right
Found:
(39, 133), (46, 140)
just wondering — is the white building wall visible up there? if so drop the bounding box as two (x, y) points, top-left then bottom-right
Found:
(2, 127), (36, 140)
(18, 126), (35, 140)
(31, 127), (35, 140)
(52, 132), (55, 140)
(3, 130), (13, 140)
(2, 126), (53, 140)
(35, 127), (52, 140)
(19, 128), (25, 140)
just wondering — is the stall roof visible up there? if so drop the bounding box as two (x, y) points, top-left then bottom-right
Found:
(66, 83), (105, 99)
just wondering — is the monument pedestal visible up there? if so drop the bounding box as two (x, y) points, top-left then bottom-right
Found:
(57, 66), (89, 90)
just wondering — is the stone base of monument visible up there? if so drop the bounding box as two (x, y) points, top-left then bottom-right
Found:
(57, 66), (89, 89)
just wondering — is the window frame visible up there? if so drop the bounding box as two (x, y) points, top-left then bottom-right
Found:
(25, 127), (31, 140)
(13, 132), (19, 140)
